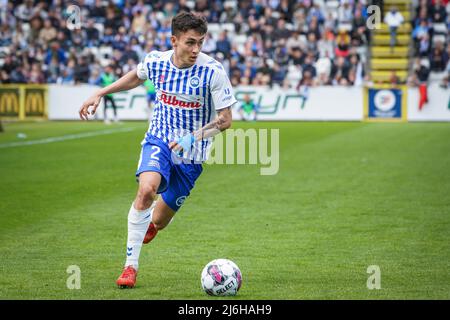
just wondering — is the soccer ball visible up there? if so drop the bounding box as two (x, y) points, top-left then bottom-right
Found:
(201, 259), (242, 296)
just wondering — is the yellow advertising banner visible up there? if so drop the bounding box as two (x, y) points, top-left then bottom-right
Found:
(0, 85), (47, 120)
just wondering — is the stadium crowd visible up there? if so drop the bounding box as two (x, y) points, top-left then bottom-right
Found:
(408, 0), (450, 88)
(0, 0), (448, 88)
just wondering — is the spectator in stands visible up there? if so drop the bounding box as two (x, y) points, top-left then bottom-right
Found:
(90, 0), (107, 22)
(14, 0), (36, 23)
(273, 18), (291, 40)
(85, 19), (100, 47)
(257, 59), (273, 86)
(277, 0), (294, 23)
(216, 30), (232, 59)
(335, 30), (351, 58)
(44, 41), (67, 67)
(10, 66), (27, 83)
(389, 70), (401, 87)
(307, 3), (325, 25)
(120, 43), (139, 65)
(73, 56), (90, 84)
(302, 54), (317, 81)
(290, 47), (305, 67)
(384, 6), (404, 51)
(0, 0), (379, 89)
(429, 42), (449, 72)
(430, 0), (447, 23)
(273, 43), (289, 66)
(330, 56), (350, 85)
(409, 58), (431, 110)
(338, 0), (354, 25)
(413, 5), (432, 28)
(271, 62), (287, 86)
(348, 54), (365, 86)
(0, 55), (17, 83)
(315, 51), (332, 85)
(286, 30), (307, 55)
(57, 58), (75, 84)
(412, 19), (430, 44)
(201, 32), (216, 55)
(177, 0), (191, 13)
(245, 32), (264, 57)
(418, 33), (431, 57)
(88, 68), (101, 86)
(305, 32), (319, 57)
(351, 8), (369, 45)
(39, 19), (57, 44)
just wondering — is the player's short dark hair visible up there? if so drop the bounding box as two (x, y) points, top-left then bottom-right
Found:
(171, 12), (207, 37)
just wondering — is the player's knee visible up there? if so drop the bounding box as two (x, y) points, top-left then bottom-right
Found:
(135, 184), (158, 209)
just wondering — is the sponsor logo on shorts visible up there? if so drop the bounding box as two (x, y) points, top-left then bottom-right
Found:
(148, 160), (160, 169)
(176, 196), (186, 207)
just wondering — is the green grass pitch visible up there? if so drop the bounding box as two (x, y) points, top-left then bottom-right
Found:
(0, 120), (449, 299)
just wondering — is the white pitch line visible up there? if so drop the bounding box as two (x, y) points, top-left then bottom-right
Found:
(0, 127), (136, 149)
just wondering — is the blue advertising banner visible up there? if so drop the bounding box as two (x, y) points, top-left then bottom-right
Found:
(365, 87), (407, 121)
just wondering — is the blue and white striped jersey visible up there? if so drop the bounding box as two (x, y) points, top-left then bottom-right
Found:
(136, 50), (237, 162)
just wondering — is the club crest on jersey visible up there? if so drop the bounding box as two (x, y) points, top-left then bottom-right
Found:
(190, 76), (200, 88)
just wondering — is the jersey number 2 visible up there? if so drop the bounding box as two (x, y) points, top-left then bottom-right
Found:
(150, 146), (160, 160)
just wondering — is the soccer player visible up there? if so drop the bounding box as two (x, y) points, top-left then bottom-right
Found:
(79, 12), (236, 288)
(99, 65), (119, 124)
(238, 94), (258, 121)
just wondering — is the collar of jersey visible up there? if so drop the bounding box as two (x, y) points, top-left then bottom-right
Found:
(169, 52), (197, 71)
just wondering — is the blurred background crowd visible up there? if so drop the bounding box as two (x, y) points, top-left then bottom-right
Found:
(0, 0), (449, 88)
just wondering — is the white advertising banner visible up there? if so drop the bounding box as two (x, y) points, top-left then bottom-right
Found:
(407, 84), (450, 121)
(48, 84), (449, 122)
(232, 86), (363, 121)
(49, 84), (98, 120)
(48, 84), (364, 121)
(49, 84), (150, 120)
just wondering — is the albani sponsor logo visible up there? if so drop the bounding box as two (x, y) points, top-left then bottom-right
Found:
(160, 92), (202, 109)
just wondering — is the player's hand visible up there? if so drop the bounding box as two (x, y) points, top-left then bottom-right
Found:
(79, 94), (103, 120)
(169, 133), (195, 153)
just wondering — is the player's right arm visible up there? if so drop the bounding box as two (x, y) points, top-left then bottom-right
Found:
(79, 69), (145, 120)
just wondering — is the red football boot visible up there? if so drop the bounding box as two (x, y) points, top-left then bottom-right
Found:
(116, 265), (137, 288)
(143, 222), (158, 244)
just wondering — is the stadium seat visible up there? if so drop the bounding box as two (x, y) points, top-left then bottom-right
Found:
(371, 58), (408, 70)
(224, 0), (237, 9)
(371, 46), (409, 58)
(371, 70), (408, 83)
(374, 23), (411, 35)
(337, 23), (352, 32)
(433, 35), (447, 45)
(373, 34), (410, 46)
(325, 0), (339, 10)
(432, 23), (447, 35)
(207, 23), (221, 34)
